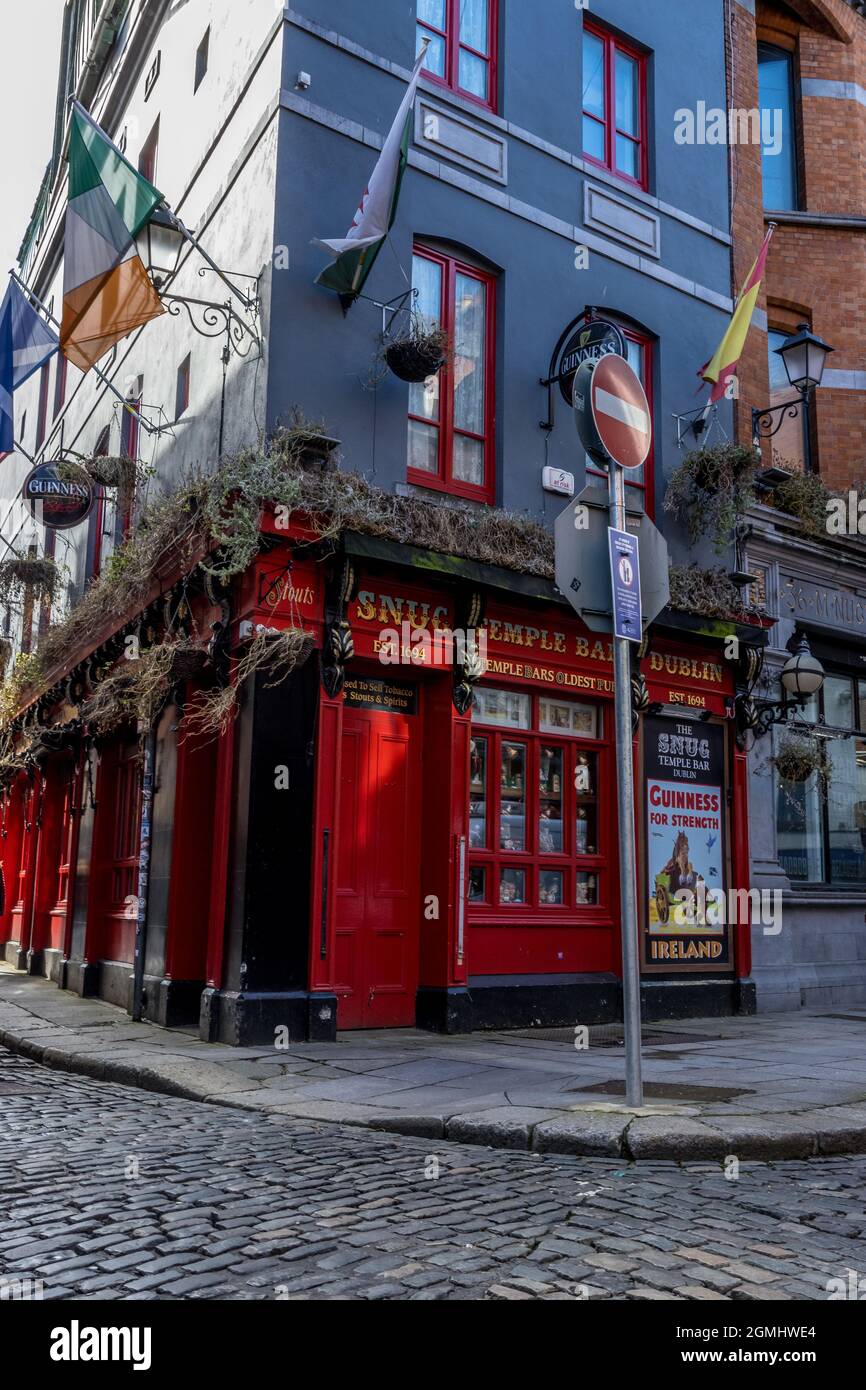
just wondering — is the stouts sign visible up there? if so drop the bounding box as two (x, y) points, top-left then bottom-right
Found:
(643, 715), (733, 974)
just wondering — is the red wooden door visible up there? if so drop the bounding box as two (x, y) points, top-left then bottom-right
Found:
(334, 704), (421, 1029)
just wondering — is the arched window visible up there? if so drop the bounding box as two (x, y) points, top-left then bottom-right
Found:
(584, 322), (655, 516)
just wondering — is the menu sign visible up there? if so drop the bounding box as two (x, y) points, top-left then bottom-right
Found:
(643, 715), (732, 973)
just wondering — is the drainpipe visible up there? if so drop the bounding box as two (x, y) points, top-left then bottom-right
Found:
(131, 725), (156, 1022)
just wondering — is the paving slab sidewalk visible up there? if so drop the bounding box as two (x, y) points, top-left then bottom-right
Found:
(2, 965), (866, 1159)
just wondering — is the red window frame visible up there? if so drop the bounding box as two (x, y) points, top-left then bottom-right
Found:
(582, 19), (648, 191)
(416, 0), (499, 112)
(468, 689), (613, 924)
(586, 326), (655, 515)
(408, 245), (496, 503)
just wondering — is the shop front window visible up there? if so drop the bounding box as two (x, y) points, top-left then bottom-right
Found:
(469, 688), (606, 913)
(775, 672), (866, 886)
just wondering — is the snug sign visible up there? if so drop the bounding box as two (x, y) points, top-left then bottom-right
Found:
(22, 462), (94, 530)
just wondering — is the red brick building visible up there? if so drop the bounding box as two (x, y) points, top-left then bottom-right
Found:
(729, 0), (866, 1010)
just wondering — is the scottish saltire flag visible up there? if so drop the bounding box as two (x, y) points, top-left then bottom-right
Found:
(0, 278), (59, 455)
(315, 46), (428, 300)
(61, 101), (165, 372)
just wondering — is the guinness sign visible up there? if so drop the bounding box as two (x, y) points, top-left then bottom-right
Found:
(22, 462), (95, 531)
(556, 319), (625, 405)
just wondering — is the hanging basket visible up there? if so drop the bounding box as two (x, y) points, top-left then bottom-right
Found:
(385, 329), (450, 383)
(166, 644), (209, 684)
(771, 733), (831, 787)
(0, 556), (60, 607)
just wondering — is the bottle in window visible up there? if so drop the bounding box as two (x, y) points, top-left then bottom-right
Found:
(575, 754), (593, 795)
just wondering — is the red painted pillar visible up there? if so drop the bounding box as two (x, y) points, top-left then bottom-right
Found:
(11, 772), (41, 963)
(0, 779), (25, 949)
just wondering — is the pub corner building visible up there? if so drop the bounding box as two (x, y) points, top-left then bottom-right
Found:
(0, 0), (771, 1045)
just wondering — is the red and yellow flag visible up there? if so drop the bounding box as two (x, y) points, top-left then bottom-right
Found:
(701, 225), (775, 403)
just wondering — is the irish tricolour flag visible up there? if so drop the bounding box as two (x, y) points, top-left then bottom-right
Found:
(315, 45), (428, 300)
(61, 101), (165, 372)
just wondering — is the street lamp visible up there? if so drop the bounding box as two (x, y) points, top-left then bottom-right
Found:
(752, 325), (834, 474)
(736, 634), (826, 741)
(136, 207), (186, 290)
(776, 323), (833, 394)
(780, 633), (825, 701)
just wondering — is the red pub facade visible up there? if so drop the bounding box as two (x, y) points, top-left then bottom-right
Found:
(0, 516), (762, 1044)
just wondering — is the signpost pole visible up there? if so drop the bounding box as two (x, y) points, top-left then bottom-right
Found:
(608, 460), (644, 1108)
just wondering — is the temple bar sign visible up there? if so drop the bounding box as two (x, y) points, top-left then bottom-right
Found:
(780, 574), (866, 638)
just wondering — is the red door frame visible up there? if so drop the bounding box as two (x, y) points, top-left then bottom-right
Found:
(205, 719), (236, 990)
(0, 779), (26, 947)
(11, 773), (40, 952)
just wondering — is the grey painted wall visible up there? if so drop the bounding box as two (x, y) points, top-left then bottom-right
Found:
(268, 1), (734, 552)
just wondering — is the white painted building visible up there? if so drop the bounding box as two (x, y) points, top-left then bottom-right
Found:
(5, 0), (280, 649)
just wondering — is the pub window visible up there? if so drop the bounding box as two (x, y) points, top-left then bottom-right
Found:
(469, 687), (607, 915)
(582, 20), (648, 189)
(585, 325), (655, 513)
(416, 0), (498, 111)
(408, 245), (496, 503)
(758, 43), (799, 212)
(775, 670), (866, 887)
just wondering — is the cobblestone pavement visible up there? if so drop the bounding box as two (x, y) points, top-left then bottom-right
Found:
(2, 1049), (866, 1302)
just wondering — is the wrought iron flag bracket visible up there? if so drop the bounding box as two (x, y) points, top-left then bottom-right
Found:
(161, 266), (261, 359)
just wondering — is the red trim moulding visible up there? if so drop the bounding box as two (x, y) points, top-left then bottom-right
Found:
(308, 692), (344, 993)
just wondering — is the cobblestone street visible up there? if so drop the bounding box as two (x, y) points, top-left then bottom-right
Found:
(2, 1049), (866, 1302)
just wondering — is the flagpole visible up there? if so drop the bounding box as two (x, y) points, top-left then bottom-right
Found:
(9, 272), (158, 437)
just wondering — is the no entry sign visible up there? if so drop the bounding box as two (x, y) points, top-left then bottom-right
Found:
(576, 354), (652, 471)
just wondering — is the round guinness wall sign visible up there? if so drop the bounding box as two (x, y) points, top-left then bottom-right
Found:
(557, 319), (626, 405)
(22, 462), (95, 530)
